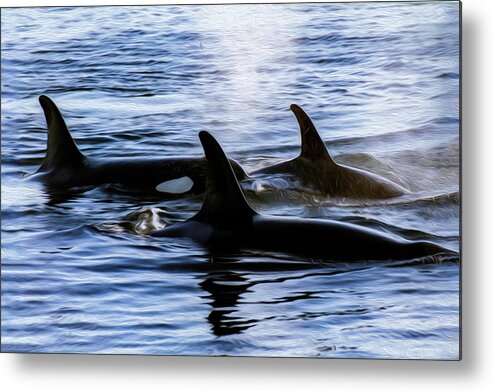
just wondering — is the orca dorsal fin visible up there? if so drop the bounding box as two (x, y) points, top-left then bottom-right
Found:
(290, 104), (336, 165)
(38, 95), (85, 171)
(193, 131), (257, 227)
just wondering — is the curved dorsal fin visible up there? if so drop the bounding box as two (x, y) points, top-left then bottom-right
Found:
(290, 104), (336, 165)
(193, 131), (256, 227)
(38, 95), (85, 171)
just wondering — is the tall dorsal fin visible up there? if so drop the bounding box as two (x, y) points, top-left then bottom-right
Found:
(192, 131), (257, 227)
(38, 95), (85, 171)
(290, 104), (336, 165)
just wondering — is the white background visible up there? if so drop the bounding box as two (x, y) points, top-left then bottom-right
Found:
(1, 0), (491, 390)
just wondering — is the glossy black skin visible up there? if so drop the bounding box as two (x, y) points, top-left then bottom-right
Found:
(254, 156), (406, 199)
(33, 95), (246, 194)
(35, 155), (246, 194)
(252, 104), (407, 199)
(152, 131), (454, 263)
(153, 214), (449, 262)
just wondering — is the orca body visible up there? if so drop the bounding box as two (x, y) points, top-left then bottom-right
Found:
(152, 131), (454, 262)
(252, 105), (407, 199)
(33, 95), (247, 195)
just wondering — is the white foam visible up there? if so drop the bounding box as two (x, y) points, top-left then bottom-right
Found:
(155, 176), (194, 194)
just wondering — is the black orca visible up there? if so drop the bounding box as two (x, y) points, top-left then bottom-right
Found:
(32, 95), (247, 195)
(252, 104), (407, 199)
(152, 131), (455, 262)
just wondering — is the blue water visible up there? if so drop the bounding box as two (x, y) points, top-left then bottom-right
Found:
(1, 3), (460, 359)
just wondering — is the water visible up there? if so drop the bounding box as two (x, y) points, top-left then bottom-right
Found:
(1, 2), (460, 359)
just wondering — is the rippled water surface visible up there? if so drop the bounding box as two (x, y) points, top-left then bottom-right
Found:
(1, 2), (460, 359)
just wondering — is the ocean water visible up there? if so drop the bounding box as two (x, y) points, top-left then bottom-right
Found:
(1, 2), (460, 359)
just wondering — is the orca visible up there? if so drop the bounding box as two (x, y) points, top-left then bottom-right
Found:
(32, 95), (247, 195)
(152, 131), (455, 262)
(252, 104), (407, 199)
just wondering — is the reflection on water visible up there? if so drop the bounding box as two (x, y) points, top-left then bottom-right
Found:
(201, 271), (254, 336)
(1, 3), (459, 359)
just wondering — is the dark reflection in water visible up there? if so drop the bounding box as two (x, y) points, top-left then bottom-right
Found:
(201, 271), (254, 336)
(1, 3), (459, 358)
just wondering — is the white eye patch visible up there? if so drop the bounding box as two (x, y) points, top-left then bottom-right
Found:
(155, 176), (194, 194)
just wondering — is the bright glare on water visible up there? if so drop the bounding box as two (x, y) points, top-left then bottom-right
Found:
(1, 2), (460, 359)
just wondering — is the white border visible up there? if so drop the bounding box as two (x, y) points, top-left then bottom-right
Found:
(2, 0), (493, 390)
(1, 0), (323, 6)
